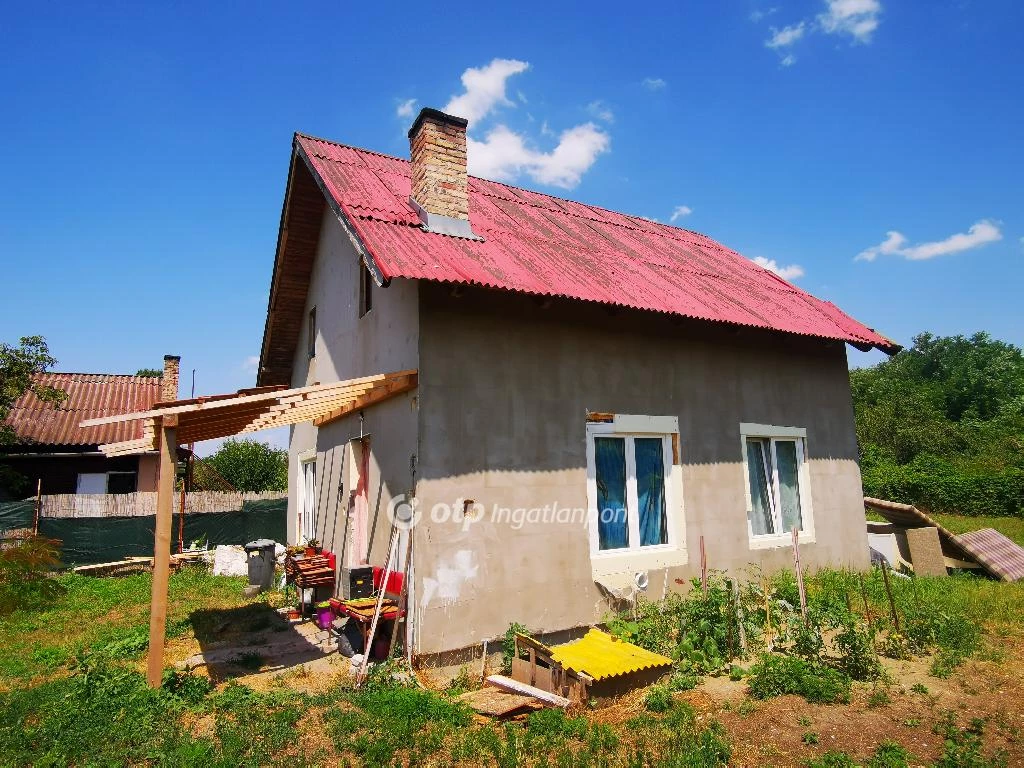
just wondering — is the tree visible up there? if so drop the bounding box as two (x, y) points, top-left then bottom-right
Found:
(135, 368), (162, 377)
(1, 336), (67, 446)
(1, 336), (67, 494)
(202, 439), (287, 493)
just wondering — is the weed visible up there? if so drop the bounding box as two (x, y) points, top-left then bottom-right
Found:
(503, 622), (528, 674)
(933, 712), (1009, 768)
(446, 664), (474, 695)
(868, 685), (892, 708)
(0, 536), (65, 616)
(747, 654), (851, 704)
(231, 650), (264, 670)
(644, 684), (674, 713)
(878, 631), (913, 660)
(930, 648), (965, 678)
(729, 664), (744, 681)
(868, 740), (912, 768)
(835, 620), (883, 680)
(806, 750), (859, 767)
(737, 698), (757, 717)
(802, 731), (820, 745)
(910, 682), (929, 695)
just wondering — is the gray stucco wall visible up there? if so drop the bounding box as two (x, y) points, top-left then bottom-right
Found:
(413, 283), (869, 654)
(285, 210), (419, 575)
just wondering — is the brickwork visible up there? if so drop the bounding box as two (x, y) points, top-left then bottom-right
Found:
(161, 355), (180, 402)
(409, 110), (469, 220)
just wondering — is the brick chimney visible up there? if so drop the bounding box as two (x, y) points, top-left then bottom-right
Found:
(162, 355), (180, 402)
(407, 107), (480, 239)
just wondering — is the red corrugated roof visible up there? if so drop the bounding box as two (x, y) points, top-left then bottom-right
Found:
(296, 134), (896, 352)
(5, 372), (163, 447)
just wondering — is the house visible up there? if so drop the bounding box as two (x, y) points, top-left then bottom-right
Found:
(256, 107), (898, 656)
(1, 356), (180, 499)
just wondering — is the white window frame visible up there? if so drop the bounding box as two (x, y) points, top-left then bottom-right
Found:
(585, 414), (686, 575)
(297, 453), (317, 544)
(739, 423), (815, 550)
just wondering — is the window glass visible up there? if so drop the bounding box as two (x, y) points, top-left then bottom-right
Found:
(594, 436), (628, 550)
(745, 438), (776, 536)
(635, 437), (667, 546)
(775, 439), (803, 532)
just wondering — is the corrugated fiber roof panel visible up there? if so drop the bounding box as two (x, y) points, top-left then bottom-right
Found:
(295, 134), (897, 352)
(550, 628), (673, 682)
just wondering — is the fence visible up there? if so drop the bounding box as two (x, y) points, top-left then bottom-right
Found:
(0, 491), (288, 567)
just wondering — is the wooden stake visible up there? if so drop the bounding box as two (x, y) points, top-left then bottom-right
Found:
(858, 572), (873, 632)
(356, 522), (399, 686)
(388, 529), (414, 659)
(791, 527), (807, 622)
(763, 576), (773, 651)
(177, 485), (186, 554)
(880, 560), (901, 632)
(32, 479), (41, 536)
(732, 577), (747, 655)
(147, 416), (177, 688)
(700, 535), (708, 596)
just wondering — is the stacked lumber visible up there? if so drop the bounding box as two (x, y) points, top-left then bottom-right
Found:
(284, 554), (334, 588)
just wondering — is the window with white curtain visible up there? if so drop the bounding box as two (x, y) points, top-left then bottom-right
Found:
(740, 424), (814, 547)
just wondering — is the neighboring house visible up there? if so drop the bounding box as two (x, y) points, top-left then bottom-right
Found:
(257, 108), (898, 656)
(1, 356), (180, 499)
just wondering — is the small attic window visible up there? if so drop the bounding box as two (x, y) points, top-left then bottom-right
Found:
(359, 261), (373, 317)
(307, 307), (316, 358)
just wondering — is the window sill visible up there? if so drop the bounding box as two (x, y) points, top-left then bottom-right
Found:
(591, 546), (688, 578)
(748, 533), (814, 551)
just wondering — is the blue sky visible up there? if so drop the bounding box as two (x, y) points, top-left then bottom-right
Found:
(1, 1), (1021, 453)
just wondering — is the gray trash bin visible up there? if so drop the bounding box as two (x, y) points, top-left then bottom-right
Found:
(244, 539), (277, 592)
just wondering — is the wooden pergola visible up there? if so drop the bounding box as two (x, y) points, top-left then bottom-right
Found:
(79, 369), (417, 686)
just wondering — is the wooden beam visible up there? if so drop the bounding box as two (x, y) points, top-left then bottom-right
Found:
(147, 418), (177, 688)
(314, 373), (417, 427)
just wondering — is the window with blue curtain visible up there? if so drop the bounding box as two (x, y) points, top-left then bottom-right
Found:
(635, 437), (667, 546)
(594, 436), (628, 550)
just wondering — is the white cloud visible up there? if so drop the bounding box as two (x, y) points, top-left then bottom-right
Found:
(586, 100), (615, 123)
(669, 205), (693, 222)
(818, 0), (882, 43)
(766, 22), (806, 48)
(753, 256), (805, 280)
(467, 122), (610, 189)
(750, 7), (778, 22)
(242, 355), (260, 374)
(642, 77), (667, 91)
(856, 220), (1002, 262)
(781, 54), (797, 67)
(443, 58), (529, 124)
(396, 98), (417, 119)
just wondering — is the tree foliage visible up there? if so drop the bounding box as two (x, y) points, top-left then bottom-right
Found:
(202, 439), (287, 493)
(135, 368), (162, 377)
(851, 332), (1024, 516)
(1, 336), (67, 447)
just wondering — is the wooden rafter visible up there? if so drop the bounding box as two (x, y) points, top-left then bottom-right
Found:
(85, 370), (417, 456)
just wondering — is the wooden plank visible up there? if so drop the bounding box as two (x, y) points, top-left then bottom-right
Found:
(314, 373), (417, 427)
(485, 675), (570, 708)
(147, 419), (177, 688)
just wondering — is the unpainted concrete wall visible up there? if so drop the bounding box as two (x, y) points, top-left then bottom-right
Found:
(286, 210), (419, 577)
(413, 284), (869, 654)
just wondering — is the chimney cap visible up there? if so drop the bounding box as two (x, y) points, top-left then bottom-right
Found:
(408, 107), (468, 139)
(163, 354), (181, 362)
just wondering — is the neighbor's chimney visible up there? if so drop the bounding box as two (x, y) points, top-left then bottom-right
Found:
(162, 355), (180, 402)
(407, 108), (479, 239)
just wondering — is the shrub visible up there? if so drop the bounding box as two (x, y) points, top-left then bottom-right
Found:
(502, 622), (528, 674)
(806, 751), (859, 768)
(747, 654), (851, 704)
(868, 740), (912, 768)
(0, 536), (64, 615)
(834, 621), (883, 681)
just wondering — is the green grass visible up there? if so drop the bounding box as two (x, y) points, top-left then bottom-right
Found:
(930, 512), (1024, 547)
(0, 566), (250, 684)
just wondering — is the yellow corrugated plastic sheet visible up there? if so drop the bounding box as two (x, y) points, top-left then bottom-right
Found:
(549, 629), (673, 681)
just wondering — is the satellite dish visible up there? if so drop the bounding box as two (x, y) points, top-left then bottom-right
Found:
(633, 571), (649, 592)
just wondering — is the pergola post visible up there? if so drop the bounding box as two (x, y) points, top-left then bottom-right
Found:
(147, 415), (178, 688)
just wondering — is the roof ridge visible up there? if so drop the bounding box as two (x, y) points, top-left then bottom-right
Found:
(295, 131), (711, 241)
(37, 371), (163, 378)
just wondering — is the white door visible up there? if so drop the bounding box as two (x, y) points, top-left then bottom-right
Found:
(300, 459), (317, 543)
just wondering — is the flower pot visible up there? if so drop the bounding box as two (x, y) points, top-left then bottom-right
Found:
(304, 546), (316, 558)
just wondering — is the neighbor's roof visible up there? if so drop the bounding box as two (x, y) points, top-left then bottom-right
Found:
(550, 629), (673, 682)
(5, 372), (163, 447)
(258, 133), (897, 385)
